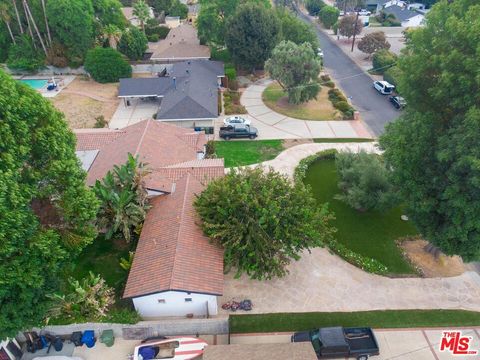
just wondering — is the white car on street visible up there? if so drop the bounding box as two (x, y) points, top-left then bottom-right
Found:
(223, 115), (251, 126)
(373, 81), (395, 95)
(358, 9), (371, 16)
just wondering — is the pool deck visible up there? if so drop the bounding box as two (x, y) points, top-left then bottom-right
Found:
(13, 74), (76, 97)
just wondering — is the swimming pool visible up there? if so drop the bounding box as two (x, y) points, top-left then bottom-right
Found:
(20, 79), (48, 89)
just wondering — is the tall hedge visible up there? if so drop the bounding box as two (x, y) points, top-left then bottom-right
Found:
(118, 27), (148, 60)
(372, 49), (397, 74)
(84, 47), (132, 83)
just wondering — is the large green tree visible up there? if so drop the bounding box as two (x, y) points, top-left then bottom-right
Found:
(276, 7), (319, 51)
(46, 0), (95, 65)
(118, 26), (148, 60)
(0, 70), (98, 338)
(93, 0), (127, 28)
(194, 167), (335, 280)
(225, 2), (280, 70)
(265, 40), (321, 104)
(380, 0), (480, 260)
(197, 0), (270, 45)
(84, 47), (132, 83)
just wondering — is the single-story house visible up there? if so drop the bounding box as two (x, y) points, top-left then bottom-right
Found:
(383, 5), (425, 27)
(149, 23), (210, 62)
(74, 120), (225, 318)
(203, 343), (318, 360)
(122, 6), (155, 28)
(366, 0), (388, 14)
(118, 59), (224, 128)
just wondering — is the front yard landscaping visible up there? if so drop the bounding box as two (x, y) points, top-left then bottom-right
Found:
(302, 155), (417, 275)
(262, 82), (342, 121)
(214, 140), (284, 167)
(230, 310), (480, 333)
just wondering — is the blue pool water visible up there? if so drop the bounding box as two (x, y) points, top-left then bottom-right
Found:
(20, 79), (48, 89)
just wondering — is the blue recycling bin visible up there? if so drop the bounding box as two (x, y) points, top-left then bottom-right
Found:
(81, 330), (96, 348)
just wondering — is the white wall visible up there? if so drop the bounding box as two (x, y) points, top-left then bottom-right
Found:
(402, 15), (424, 27)
(133, 291), (218, 318)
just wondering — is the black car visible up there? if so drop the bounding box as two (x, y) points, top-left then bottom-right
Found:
(389, 96), (406, 109)
(219, 124), (258, 140)
(292, 326), (379, 360)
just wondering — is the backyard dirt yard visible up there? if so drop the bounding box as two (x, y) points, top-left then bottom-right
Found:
(401, 239), (466, 278)
(50, 76), (119, 128)
(262, 83), (342, 121)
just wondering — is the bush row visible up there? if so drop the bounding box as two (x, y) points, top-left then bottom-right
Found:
(328, 88), (355, 120)
(224, 89), (247, 115)
(294, 149), (337, 183)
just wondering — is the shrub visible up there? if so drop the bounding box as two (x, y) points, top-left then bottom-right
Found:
(225, 103), (247, 115)
(205, 140), (216, 158)
(328, 88), (347, 103)
(47, 272), (115, 321)
(147, 34), (160, 42)
(305, 0), (325, 16)
(194, 167), (335, 280)
(218, 90), (222, 114)
(211, 47), (232, 63)
(94, 115), (108, 128)
(225, 66), (237, 81)
(145, 25), (170, 39)
(324, 81), (335, 88)
(84, 47), (132, 83)
(372, 49), (397, 74)
(228, 79), (239, 91)
(7, 35), (45, 72)
(383, 65), (402, 90)
(333, 100), (351, 113)
(334, 150), (399, 212)
(319, 5), (340, 29)
(320, 74), (331, 82)
(342, 109), (355, 120)
(46, 42), (69, 68)
(294, 149), (337, 183)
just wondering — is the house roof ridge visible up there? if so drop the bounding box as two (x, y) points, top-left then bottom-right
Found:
(134, 119), (151, 156)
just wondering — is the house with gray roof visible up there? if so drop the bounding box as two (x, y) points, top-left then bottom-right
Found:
(118, 60), (224, 128)
(383, 5), (425, 27)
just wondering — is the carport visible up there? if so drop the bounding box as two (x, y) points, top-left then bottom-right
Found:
(118, 77), (173, 107)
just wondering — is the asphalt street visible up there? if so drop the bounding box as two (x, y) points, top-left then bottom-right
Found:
(295, 9), (400, 136)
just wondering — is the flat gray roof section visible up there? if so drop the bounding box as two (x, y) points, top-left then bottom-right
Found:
(118, 77), (172, 98)
(76, 150), (99, 171)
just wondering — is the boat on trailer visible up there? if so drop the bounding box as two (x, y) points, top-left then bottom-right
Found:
(131, 337), (208, 360)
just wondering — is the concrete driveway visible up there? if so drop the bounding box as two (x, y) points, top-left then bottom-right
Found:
(215, 80), (372, 140)
(109, 98), (159, 129)
(294, 6), (401, 136)
(231, 328), (480, 359)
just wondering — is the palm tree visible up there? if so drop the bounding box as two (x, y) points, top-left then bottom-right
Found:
(133, 0), (150, 33)
(40, 0), (51, 45)
(11, 0), (23, 34)
(23, 0), (47, 56)
(21, 0), (35, 48)
(103, 24), (122, 49)
(0, 3), (16, 44)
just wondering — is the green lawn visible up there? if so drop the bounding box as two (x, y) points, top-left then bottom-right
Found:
(215, 140), (284, 168)
(66, 235), (131, 293)
(262, 83), (341, 121)
(230, 310), (480, 333)
(304, 159), (417, 274)
(313, 138), (374, 143)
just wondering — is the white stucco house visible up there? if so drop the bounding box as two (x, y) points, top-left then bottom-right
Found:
(384, 5), (425, 27)
(122, 6), (155, 28)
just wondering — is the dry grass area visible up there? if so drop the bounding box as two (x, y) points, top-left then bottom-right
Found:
(401, 239), (466, 278)
(262, 83), (342, 121)
(50, 76), (119, 129)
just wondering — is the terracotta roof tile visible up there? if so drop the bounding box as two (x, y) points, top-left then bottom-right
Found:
(124, 167), (224, 298)
(74, 128), (125, 151)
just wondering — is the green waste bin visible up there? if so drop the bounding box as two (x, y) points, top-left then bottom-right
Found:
(100, 329), (115, 347)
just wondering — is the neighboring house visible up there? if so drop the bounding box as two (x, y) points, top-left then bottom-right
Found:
(118, 60), (225, 128)
(408, 2), (426, 11)
(383, 0), (407, 8)
(75, 120), (225, 318)
(149, 23), (210, 62)
(122, 6), (155, 28)
(383, 5), (425, 27)
(203, 343), (318, 360)
(366, 0), (388, 14)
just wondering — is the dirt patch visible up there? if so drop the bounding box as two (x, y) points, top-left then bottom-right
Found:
(400, 239), (466, 278)
(49, 77), (119, 128)
(282, 138), (313, 149)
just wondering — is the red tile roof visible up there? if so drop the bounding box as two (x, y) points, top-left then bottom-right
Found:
(75, 120), (224, 298)
(76, 120), (207, 186)
(123, 167), (224, 298)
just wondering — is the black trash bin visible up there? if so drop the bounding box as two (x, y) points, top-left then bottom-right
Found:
(70, 331), (83, 347)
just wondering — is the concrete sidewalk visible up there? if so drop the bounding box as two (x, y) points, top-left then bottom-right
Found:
(220, 79), (373, 141)
(231, 327), (480, 359)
